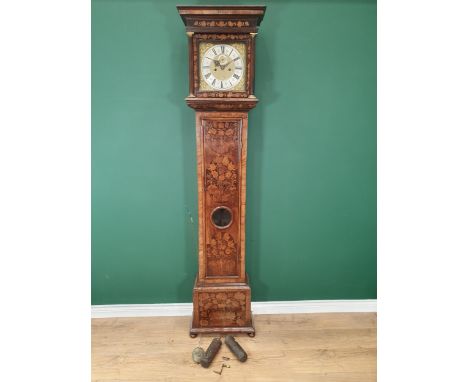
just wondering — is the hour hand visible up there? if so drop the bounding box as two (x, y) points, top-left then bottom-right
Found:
(212, 59), (221, 67)
(220, 59), (233, 70)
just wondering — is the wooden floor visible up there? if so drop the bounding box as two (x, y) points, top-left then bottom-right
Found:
(92, 313), (376, 382)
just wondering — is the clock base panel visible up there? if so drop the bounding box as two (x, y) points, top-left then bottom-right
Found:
(190, 275), (254, 336)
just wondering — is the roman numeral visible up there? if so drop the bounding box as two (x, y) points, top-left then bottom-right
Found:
(235, 67), (242, 70)
(202, 65), (210, 69)
(212, 48), (217, 55)
(233, 57), (240, 61)
(205, 73), (211, 79)
(221, 45), (225, 53)
(212, 78), (216, 86)
(220, 81), (223, 89)
(233, 74), (240, 80)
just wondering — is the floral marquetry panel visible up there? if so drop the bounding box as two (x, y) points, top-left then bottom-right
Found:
(203, 119), (240, 204)
(202, 117), (242, 278)
(196, 112), (248, 283)
(191, 285), (253, 331)
(198, 291), (247, 327)
(206, 231), (238, 276)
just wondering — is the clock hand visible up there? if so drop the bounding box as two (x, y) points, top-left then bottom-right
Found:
(220, 59), (234, 71)
(206, 57), (221, 67)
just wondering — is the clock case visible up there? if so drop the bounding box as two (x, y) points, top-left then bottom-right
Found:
(177, 5), (266, 337)
(178, 5), (265, 111)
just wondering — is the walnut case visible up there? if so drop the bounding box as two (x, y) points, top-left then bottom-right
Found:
(177, 5), (266, 337)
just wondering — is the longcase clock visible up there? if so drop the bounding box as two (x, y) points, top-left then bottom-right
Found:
(177, 5), (266, 337)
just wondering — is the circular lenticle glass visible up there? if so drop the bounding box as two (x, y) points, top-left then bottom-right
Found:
(211, 206), (233, 229)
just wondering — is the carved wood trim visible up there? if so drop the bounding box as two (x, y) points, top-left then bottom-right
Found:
(177, 5), (266, 33)
(186, 97), (258, 111)
(194, 20), (251, 28)
(187, 32), (194, 96)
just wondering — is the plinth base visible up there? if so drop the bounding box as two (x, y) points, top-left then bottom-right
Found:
(190, 276), (255, 337)
(189, 321), (255, 337)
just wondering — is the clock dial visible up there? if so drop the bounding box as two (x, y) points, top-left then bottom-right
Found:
(200, 44), (245, 91)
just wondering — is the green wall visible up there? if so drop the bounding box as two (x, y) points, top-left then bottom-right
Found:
(92, 0), (376, 304)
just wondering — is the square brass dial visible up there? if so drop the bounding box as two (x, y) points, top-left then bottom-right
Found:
(199, 42), (247, 92)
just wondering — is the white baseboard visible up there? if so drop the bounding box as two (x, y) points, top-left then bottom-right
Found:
(91, 299), (376, 318)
